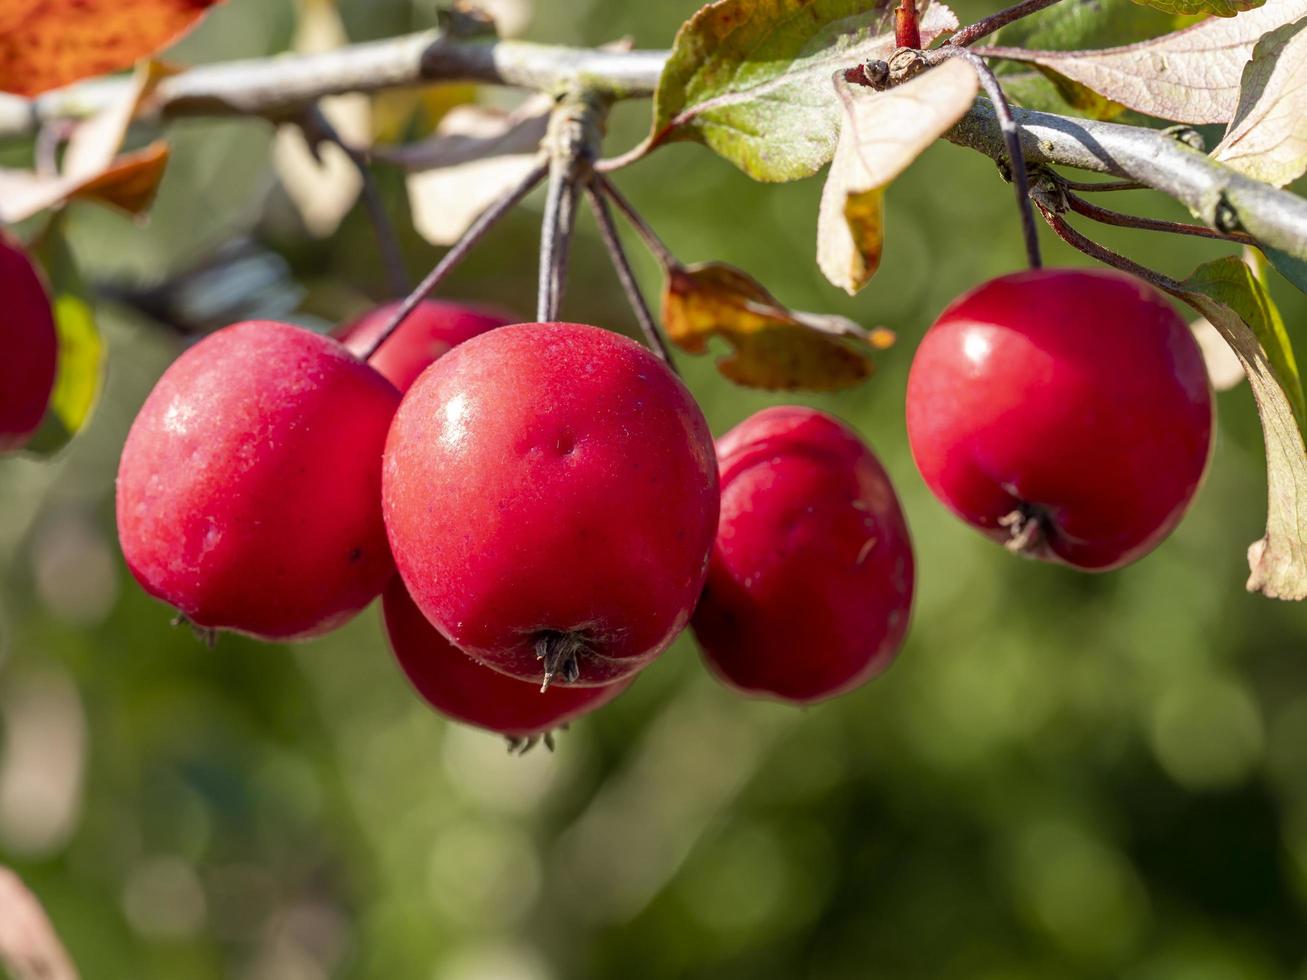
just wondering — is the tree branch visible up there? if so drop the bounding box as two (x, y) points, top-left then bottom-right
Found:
(1, 31), (1304, 262)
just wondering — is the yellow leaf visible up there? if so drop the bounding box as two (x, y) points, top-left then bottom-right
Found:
(1213, 17), (1307, 187)
(817, 59), (978, 294)
(662, 262), (891, 391)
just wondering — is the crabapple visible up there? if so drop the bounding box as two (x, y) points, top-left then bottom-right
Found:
(116, 320), (400, 640)
(0, 236), (57, 451)
(382, 579), (632, 738)
(383, 322), (719, 687)
(337, 299), (516, 392)
(905, 268), (1213, 570)
(692, 407), (914, 703)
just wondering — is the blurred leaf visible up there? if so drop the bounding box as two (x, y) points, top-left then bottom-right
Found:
(662, 261), (891, 389)
(817, 59), (977, 294)
(382, 97), (548, 247)
(1191, 316), (1246, 390)
(0, 60), (177, 223)
(0, 143), (171, 224)
(273, 0), (369, 237)
(995, 0), (1200, 50)
(1132, 0), (1263, 15)
(1171, 256), (1307, 599)
(0, 866), (80, 980)
(648, 0), (958, 182)
(1266, 246), (1307, 293)
(0, 0), (220, 97)
(24, 220), (104, 456)
(989, 0), (1307, 123)
(1212, 17), (1307, 187)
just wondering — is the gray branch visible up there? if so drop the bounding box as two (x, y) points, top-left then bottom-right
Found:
(0, 29), (1303, 258)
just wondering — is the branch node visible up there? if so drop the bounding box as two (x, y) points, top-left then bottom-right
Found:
(1163, 125), (1206, 153)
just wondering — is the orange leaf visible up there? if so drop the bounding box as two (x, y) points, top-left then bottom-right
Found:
(662, 262), (892, 391)
(0, 0), (222, 97)
(0, 140), (170, 222)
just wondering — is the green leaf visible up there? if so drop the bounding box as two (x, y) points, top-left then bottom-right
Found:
(24, 221), (104, 456)
(1266, 246), (1307, 294)
(1171, 256), (1307, 599)
(1131, 0), (1263, 16)
(649, 0), (959, 182)
(995, 0), (1198, 51)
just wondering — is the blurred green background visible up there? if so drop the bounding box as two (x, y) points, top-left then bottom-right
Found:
(2, 0), (1307, 977)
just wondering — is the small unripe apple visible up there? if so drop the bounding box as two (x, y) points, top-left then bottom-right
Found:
(0, 236), (57, 451)
(337, 299), (517, 393)
(692, 407), (914, 703)
(116, 320), (400, 639)
(383, 579), (632, 738)
(383, 322), (719, 687)
(906, 268), (1213, 570)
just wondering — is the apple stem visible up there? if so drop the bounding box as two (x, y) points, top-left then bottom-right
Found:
(929, 47), (1041, 270)
(895, 0), (922, 49)
(302, 106), (409, 298)
(586, 180), (679, 371)
(1035, 204), (1182, 296)
(538, 157), (579, 322)
(594, 174), (682, 273)
(358, 157), (548, 362)
(1062, 189), (1258, 246)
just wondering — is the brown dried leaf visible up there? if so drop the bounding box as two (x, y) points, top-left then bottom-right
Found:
(0, 0), (221, 97)
(0, 60), (175, 222)
(662, 261), (891, 390)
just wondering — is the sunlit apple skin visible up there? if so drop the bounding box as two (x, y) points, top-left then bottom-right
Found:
(116, 321), (401, 640)
(905, 268), (1213, 570)
(382, 579), (632, 737)
(692, 407), (914, 704)
(0, 237), (57, 451)
(337, 299), (517, 392)
(383, 322), (719, 686)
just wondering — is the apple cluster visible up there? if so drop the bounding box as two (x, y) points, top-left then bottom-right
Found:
(103, 265), (1214, 744)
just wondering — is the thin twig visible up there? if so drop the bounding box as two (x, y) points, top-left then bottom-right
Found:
(1064, 191), (1259, 246)
(360, 157), (547, 361)
(1056, 176), (1145, 193)
(948, 0), (1066, 48)
(592, 174), (681, 271)
(3, 30), (1304, 263)
(304, 107), (409, 297)
(1036, 204), (1181, 293)
(930, 47), (1041, 269)
(586, 181), (678, 370)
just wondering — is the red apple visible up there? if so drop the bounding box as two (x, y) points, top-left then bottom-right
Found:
(692, 407), (914, 703)
(906, 268), (1213, 570)
(383, 322), (719, 687)
(117, 320), (400, 639)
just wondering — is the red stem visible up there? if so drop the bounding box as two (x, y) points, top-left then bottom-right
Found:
(896, 0), (922, 49)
